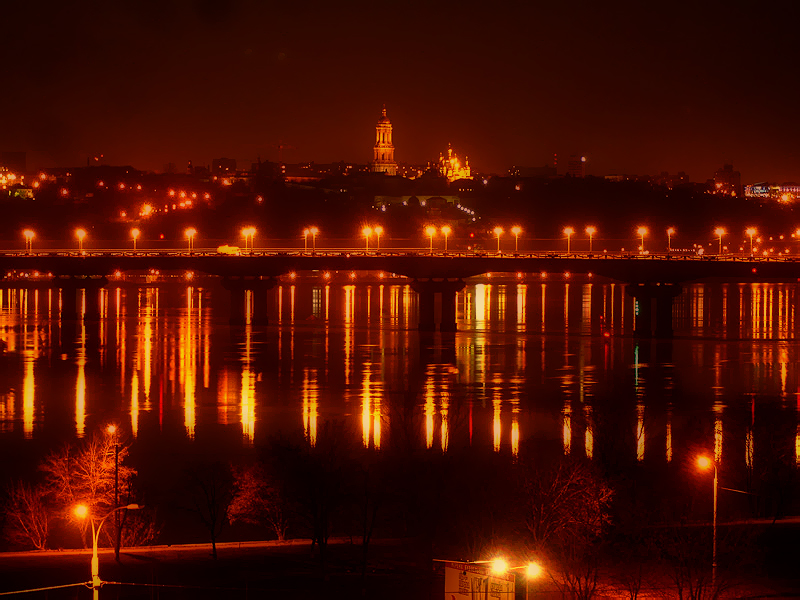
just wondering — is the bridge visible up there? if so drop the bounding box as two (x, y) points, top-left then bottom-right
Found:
(2, 250), (799, 336)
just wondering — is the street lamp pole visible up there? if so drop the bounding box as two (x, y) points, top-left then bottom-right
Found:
(75, 504), (142, 600)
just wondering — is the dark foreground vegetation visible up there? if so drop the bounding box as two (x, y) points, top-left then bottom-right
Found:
(3, 414), (800, 598)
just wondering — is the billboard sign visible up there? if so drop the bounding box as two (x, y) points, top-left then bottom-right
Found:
(443, 560), (515, 600)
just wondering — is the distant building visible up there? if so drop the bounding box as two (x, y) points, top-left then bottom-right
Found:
(713, 164), (741, 196)
(567, 155), (586, 177)
(744, 181), (800, 203)
(438, 145), (471, 182)
(212, 157), (237, 175)
(371, 106), (397, 176)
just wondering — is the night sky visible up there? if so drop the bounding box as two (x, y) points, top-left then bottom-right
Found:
(4, 0), (799, 182)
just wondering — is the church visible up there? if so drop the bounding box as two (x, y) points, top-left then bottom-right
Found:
(370, 106), (397, 176)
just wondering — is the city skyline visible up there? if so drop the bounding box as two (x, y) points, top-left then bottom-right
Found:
(3, 1), (800, 182)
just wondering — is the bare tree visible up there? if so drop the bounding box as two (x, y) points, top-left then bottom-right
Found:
(3, 482), (50, 550)
(185, 461), (234, 559)
(228, 462), (290, 541)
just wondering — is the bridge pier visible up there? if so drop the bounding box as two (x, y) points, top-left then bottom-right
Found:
(222, 277), (277, 326)
(410, 279), (466, 332)
(627, 283), (682, 338)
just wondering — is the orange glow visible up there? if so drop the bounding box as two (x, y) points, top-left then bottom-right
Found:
(511, 225), (522, 236)
(106, 424), (117, 435)
(184, 227), (197, 238)
(440, 225), (452, 236)
(714, 227), (726, 237)
(23, 229), (34, 241)
(374, 225), (384, 236)
(74, 504), (88, 519)
(490, 558), (509, 575)
(585, 225), (596, 236)
(637, 226), (648, 236)
(563, 227), (575, 236)
(697, 455), (712, 470)
(309, 226), (319, 235)
(131, 228), (140, 240)
(746, 227), (757, 237)
(362, 226), (373, 237)
(667, 227), (676, 235)
(493, 226), (503, 236)
(526, 562), (543, 579)
(425, 225), (436, 237)
(140, 203), (154, 217)
(75, 228), (86, 241)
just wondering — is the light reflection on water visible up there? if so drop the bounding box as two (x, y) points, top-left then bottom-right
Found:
(0, 279), (799, 481)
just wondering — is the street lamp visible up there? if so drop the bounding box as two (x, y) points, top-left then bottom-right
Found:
(697, 455), (718, 590)
(23, 229), (34, 254)
(585, 226), (596, 253)
(511, 225), (522, 253)
(493, 226), (503, 254)
(309, 226), (319, 254)
(746, 227), (756, 256)
(362, 226), (373, 252)
(524, 561), (543, 600)
(76, 228), (87, 253)
(374, 225), (383, 252)
(241, 226), (256, 254)
(303, 228), (309, 252)
(74, 503), (142, 599)
(563, 227), (574, 254)
(667, 227), (676, 252)
(105, 425), (122, 561)
(714, 227), (726, 255)
(130, 228), (140, 252)
(637, 226), (648, 254)
(425, 225), (436, 255)
(184, 227), (197, 254)
(441, 225), (452, 254)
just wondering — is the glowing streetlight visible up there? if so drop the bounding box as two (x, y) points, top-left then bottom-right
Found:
(714, 227), (726, 255)
(667, 227), (676, 252)
(241, 226), (256, 254)
(637, 226), (648, 253)
(303, 228), (310, 252)
(696, 455), (718, 590)
(362, 226), (373, 251)
(585, 226), (596, 253)
(490, 557), (508, 575)
(746, 227), (756, 256)
(309, 226), (319, 254)
(425, 225), (436, 255)
(511, 225), (522, 253)
(23, 229), (35, 254)
(441, 225), (452, 253)
(374, 225), (384, 252)
(563, 226), (574, 254)
(184, 227), (197, 254)
(74, 503), (142, 599)
(493, 226), (504, 254)
(130, 228), (140, 252)
(75, 228), (87, 253)
(524, 561), (543, 600)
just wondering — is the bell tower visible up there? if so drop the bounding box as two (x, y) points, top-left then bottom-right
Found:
(371, 105), (397, 175)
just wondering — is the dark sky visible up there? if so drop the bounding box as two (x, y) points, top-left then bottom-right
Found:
(3, 0), (799, 182)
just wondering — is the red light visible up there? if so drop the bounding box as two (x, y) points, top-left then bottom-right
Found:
(751, 268), (757, 273)
(159, 233), (165, 239)
(469, 232), (474, 238)
(603, 331), (611, 338)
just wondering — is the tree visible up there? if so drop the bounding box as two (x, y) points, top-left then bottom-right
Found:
(39, 432), (137, 548)
(184, 461), (234, 559)
(3, 482), (49, 550)
(227, 462), (290, 541)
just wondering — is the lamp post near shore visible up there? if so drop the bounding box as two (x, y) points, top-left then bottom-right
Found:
(74, 503), (142, 599)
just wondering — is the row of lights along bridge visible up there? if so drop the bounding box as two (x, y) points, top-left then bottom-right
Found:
(16, 225), (800, 256)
